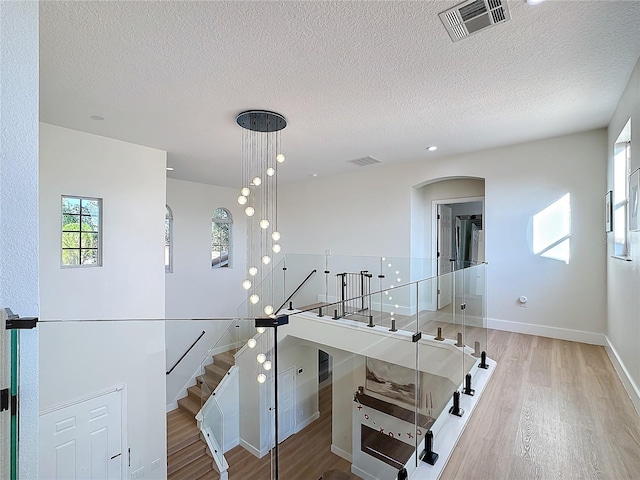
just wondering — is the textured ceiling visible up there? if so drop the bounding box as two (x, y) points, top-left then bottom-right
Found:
(40, 1), (640, 187)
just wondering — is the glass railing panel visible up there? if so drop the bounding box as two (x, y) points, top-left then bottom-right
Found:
(463, 263), (487, 364)
(199, 395), (225, 455)
(237, 258), (287, 319)
(198, 318), (253, 401)
(281, 254), (326, 311)
(0, 309), (15, 480)
(416, 274), (437, 336)
(417, 268), (456, 339)
(325, 255), (381, 310)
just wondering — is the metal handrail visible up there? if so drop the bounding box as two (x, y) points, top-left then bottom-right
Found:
(275, 269), (317, 314)
(166, 330), (205, 375)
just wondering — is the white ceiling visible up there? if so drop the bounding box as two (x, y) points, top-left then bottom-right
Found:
(40, 1), (640, 188)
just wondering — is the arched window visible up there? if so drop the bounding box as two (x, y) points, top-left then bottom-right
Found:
(212, 208), (232, 268)
(165, 205), (173, 273)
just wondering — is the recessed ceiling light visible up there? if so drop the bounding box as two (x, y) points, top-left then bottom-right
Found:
(311, 173), (318, 177)
(90, 115), (104, 121)
(166, 167), (174, 171)
(526, 0), (545, 5)
(427, 146), (438, 152)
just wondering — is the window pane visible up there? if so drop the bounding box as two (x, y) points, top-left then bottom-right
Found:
(63, 213), (79, 226)
(213, 208), (229, 220)
(62, 249), (79, 265)
(62, 232), (80, 249)
(165, 246), (170, 267)
(62, 197), (80, 214)
(81, 233), (99, 249)
(614, 148), (627, 204)
(83, 199), (100, 217)
(81, 249), (99, 265)
(81, 215), (99, 232)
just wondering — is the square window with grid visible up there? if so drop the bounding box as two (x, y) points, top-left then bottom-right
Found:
(61, 196), (102, 266)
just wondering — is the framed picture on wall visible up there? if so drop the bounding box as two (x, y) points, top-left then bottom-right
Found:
(629, 169), (640, 231)
(605, 190), (613, 233)
(365, 357), (419, 408)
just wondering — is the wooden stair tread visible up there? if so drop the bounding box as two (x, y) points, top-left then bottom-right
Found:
(168, 453), (214, 480)
(167, 422), (200, 456)
(187, 384), (208, 402)
(178, 395), (201, 417)
(168, 437), (207, 475)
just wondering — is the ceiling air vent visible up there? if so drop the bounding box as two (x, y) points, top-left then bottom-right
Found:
(439, 0), (511, 42)
(348, 156), (381, 167)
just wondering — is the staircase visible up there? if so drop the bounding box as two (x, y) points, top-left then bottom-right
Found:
(167, 349), (237, 479)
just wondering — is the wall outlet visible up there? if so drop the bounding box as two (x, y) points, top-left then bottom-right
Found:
(131, 467), (144, 479)
(151, 459), (161, 471)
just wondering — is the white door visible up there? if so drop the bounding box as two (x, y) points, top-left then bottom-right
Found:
(278, 367), (296, 443)
(40, 389), (123, 480)
(437, 205), (453, 309)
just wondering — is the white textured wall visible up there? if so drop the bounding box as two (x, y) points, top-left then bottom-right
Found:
(0, 2), (40, 477)
(607, 57), (640, 401)
(280, 130), (608, 339)
(39, 123), (166, 320)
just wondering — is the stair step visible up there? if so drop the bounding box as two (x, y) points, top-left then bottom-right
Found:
(167, 437), (207, 475)
(168, 452), (214, 480)
(196, 468), (220, 480)
(213, 350), (235, 371)
(177, 395), (201, 417)
(204, 363), (227, 384)
(167, 410), (200, 456)
(188, 384), (209, 402)
(196, 374), (219, 394)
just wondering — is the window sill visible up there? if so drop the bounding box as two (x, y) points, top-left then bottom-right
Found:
(611, 255), (633, 261)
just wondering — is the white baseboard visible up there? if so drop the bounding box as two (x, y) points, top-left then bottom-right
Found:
(223, 438), (239, 454)
(166, 402), (178, 413)
(352, 465), (377, 480)
(295, 411), (320, 433)
(239, 439), (263, 459)
(487, 318), (607, 346)
(331, 444), (352, 463)
(604, 336), (640, 415)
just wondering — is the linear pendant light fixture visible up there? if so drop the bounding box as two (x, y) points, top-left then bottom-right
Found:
(236, 110), (287, 319)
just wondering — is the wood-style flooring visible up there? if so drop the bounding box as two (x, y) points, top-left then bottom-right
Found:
(441, 329), (640, 479)
(225, 383), (358, 480)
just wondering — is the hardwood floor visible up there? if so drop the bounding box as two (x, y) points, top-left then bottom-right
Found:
(225, 383), (357, 480)
(441, 330), (640, 479)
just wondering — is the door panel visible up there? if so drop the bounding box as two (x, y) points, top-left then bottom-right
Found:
(40, 389), (122, 479)
(278, 367), (295, 443)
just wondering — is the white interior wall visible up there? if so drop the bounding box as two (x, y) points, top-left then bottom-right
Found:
(607, 56), (640, 409)
(39, 123), (166, 320)
(38, 125), (168, 478)
(165, 178), (247, 319)
(0, 2), (40, 477)
(39, 321), (167, 479)
(280, 130), (608, 341)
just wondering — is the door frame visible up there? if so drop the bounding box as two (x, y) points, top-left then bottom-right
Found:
(431, 196), (485, 310)
(39, 384), (128, 479)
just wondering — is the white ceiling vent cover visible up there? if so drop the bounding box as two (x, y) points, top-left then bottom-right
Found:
(439, 0), (511, 42)
(348, 156), (381, 167)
